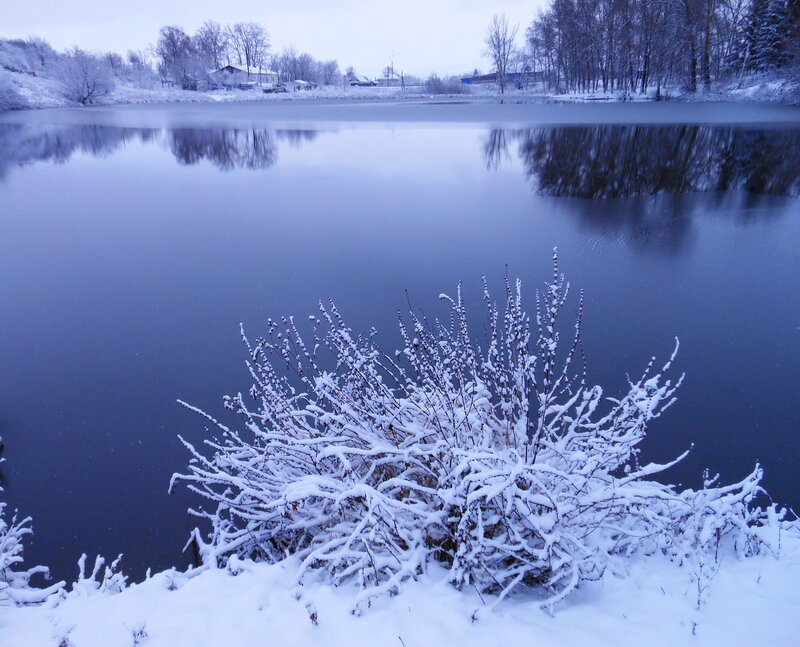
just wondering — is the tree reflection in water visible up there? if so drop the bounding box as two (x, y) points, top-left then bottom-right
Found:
(0, 124), (319, 178)
(484, 125), (800, 198)
(482, 125), (800, 254)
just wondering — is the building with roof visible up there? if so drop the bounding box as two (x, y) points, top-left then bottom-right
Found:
(210, 65), (279, 87)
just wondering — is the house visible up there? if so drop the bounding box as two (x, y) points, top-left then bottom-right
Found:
(345, 70), (377, 87)
(210, 65), (279, 87)
(377, 70), (403, 87)
(289, 80), (318, 91)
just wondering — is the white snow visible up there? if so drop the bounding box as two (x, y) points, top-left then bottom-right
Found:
(0, 68), (421, 111)
(2, 65), (798, 113)
(1, 535), (799, 647)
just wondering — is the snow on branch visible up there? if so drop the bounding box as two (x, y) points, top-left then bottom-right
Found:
(173, 251), (791, 610)
(0, 444), (64, 606)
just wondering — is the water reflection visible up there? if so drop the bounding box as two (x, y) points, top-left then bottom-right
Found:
(168, 129), (276, 170)
(0, 124), (319, 178)
(1, 117), (798, 583)
(5, 122), (799, 199)
(556, 190), (789, 255)
(0, 125), (155, 179)
(484, 126), (800, 198)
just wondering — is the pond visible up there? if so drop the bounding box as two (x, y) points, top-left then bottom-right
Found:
(1, 100), (799, 583)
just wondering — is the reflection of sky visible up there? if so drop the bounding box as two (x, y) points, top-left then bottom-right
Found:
(1, 121), (799, 584)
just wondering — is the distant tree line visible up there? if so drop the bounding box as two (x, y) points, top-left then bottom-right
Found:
(154, 21), (342, 89)
(0, 22), (346, 108)
(524, 0), (800, 93)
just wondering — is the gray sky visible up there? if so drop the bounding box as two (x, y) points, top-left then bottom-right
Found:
(2, 0), (542, 77)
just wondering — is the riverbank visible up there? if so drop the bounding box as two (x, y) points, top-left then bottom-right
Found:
(2, 67), (798, 112)
(2, 532), (799, 647)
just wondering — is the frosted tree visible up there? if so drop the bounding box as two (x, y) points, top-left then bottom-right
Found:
(58, 47), (115, 105)
(227, 22), (270, 73)
(193, 21), (230, 70)
(156, 26), (200, 88)
(747, 0), (792, 70)
(318, 60), (342, 85)
(174, 252), (790, 610)
(484, 14), (519, 93)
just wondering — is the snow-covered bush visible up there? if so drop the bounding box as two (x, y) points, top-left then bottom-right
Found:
(58, 48), (115, 105)
(0, 71), (28, 111)
(0, 41), (28, 74)
(174, 251), (787, 609)
(0, 38), (57, 76)
(71, 554), (128, 596)
(0, 445), (63, 605)
(424, 74), (469, 94)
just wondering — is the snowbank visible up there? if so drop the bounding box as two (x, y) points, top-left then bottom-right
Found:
(2, 65), (798, 112)
(0, 68), (422, 110)
(721, 77), (800, 103)
(545, 78), (800, 105)
(1, 534), (798, 647)
(0, 69), (70, 109)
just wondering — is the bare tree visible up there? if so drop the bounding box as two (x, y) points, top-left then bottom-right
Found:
(59, 47), (115, 104)
(295, 52), (316, 81)
(228, 22), (269, 73)
(485, 14), (519, 93)
(156, 26), (198, 88)
(276, 47), (308, 81)
(101, 52), (125, 77)
(318, 60), (341, 85)
(193, 21), (229, 70)
(125, 50), (158, 88)
(523, 0), (774, 95)
(274, 47), (293, 81)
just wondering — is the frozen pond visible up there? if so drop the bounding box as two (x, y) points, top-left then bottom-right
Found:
(1, 100), (799, 581)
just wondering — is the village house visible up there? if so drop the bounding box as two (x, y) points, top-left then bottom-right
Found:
(210, 65), (279, 88)
(376, 70), (403, 87)
(288, 79), (318, 91)
(345, 70), (377, 86)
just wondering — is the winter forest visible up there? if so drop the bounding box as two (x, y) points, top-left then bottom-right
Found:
(526, 0), (800, 92)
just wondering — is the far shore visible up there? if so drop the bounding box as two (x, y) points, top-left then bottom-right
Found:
(2, 67), (798, 119)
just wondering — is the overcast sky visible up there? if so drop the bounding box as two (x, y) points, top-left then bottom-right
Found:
(2, 0), (544, 77)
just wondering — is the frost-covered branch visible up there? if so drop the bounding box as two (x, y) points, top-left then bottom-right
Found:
(173, 251), (790, 610)
(0, 443), (64, 606)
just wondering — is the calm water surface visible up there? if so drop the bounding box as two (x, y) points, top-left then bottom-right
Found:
(1, 101), (799, 582)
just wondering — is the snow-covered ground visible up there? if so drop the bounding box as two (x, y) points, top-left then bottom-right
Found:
(718, 77), (800, 103)
(1, 69), (72, 109)
(2, 533), (799, 647)
(1, 68), (432, 110)
(2, 66), (798, 113)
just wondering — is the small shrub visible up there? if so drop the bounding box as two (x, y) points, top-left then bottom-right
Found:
(424, 74), (468, 95)
(174, 251), (787, 610)
(0, 445), (63, 605)
(72, 553), (127, 596)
